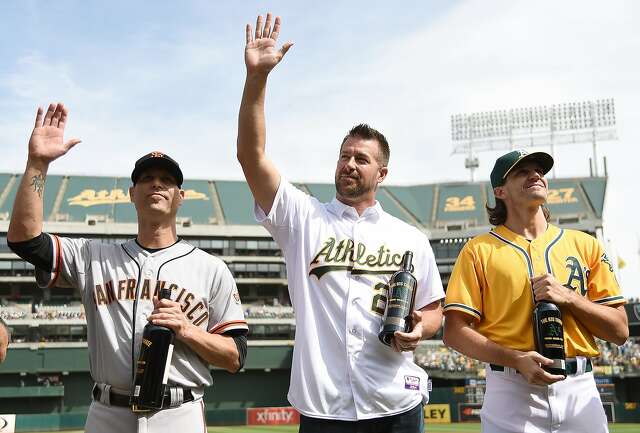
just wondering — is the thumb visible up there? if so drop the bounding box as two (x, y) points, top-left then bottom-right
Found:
(279, 41), (294, 57)
(64, 138), (82, 151)
(531, 351), (553, 366)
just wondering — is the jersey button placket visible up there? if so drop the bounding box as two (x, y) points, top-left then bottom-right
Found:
(347, 216), (371, 416)
(346, 219), (363, 415)
(529, 244), (544, 275)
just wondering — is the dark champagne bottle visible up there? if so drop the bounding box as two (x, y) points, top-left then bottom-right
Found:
(533, 301), (566, 375)
(378, 251), (417, 347)
(130, 287), (175, 410)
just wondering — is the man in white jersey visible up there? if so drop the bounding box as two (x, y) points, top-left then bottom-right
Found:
(8, 103), (248, 433)
(237, 14), (445, 433)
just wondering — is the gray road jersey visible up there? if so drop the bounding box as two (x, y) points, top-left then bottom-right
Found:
(38, 236), (247, 391)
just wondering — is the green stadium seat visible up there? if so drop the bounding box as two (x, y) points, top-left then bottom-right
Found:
(215, 180), (256, 225)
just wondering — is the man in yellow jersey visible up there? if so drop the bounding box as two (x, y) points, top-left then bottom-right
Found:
(443, 149), (628, 433)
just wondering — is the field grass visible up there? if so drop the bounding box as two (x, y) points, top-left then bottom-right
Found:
(39, 423), (640, 433)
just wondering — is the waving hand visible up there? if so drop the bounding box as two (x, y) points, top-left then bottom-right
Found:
(245, 13), (293, 76)
(29, 103), (81, 164)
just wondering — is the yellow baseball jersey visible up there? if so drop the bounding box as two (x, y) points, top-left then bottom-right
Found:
(444, 224), (625, 357)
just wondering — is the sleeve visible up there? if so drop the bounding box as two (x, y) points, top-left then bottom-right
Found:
(34, 234), (91, 292)
(207, 262), (249, 335)
(253, 178), (313, 254)
(586, 238), (626, 306)
(7, 233), (53, 271)
(443, 244), (483, 322)
(230, 335), (247, 371)
(414, 236), (445, 310)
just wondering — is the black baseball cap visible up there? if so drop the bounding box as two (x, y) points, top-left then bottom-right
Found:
(131, 151), (183, 187)
(490, 149), (554, 189)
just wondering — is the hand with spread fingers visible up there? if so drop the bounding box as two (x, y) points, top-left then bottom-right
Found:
(148, 296), (194, 341)
(245, 13), (293, 76)
(531, 273), (575, 306)
(391, 310), (424, 353)
(29, 103), (81, 165)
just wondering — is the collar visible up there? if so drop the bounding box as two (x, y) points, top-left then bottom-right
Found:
(123, 238), (191, 258)
(494, 223), (561, 249)
(327, 197), (384, 221)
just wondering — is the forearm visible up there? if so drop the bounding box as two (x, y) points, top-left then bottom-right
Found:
(565, 294), (628, 345)
(237, 73), (268, 164)
(7, 160), (49, 242)
(236, 73), (281, 212)
(419, 301), (443, 339)
(179, 325), (240, 372)
(443, 317), (522, 369)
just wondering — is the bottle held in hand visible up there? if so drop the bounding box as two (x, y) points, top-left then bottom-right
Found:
(533, 301), (566, 375)
(378, 251), (417, 347)
(130, 287), (175, 410)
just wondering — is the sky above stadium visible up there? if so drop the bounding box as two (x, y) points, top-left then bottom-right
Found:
(2, 1), (640, 298)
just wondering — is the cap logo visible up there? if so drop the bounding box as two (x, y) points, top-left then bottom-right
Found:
(517, 149), (528, 157)
(150, 151), (164, 158)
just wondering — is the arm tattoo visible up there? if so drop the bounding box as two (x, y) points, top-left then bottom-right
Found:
(30, 173), (46, 198)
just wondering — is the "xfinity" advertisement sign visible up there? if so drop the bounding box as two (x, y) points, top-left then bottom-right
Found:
(247, 407), (300, 425)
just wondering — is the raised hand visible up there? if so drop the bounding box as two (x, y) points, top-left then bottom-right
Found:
(28, 103), (81, 165)
(245, 13), (293, 76)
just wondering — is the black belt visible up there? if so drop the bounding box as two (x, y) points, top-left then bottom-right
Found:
(92, 385), (194, 410)
(490, 358), (592, 375)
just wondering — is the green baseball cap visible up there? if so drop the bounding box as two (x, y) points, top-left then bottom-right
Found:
(490, 149), (554, 189)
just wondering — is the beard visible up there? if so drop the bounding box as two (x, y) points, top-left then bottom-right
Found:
(335, 174), (375, 199)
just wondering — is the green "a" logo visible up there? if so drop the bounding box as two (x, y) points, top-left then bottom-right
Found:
(548, 323), (561, 337)
(565, 256), (588, 296)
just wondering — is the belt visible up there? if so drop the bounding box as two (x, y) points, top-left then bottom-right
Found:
(92, 385), (194, 410)
(490, 358), (592, 375)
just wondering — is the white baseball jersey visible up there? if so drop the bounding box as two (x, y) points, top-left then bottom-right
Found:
(255, 179), (445, 421)
(37, 236), (248, 392)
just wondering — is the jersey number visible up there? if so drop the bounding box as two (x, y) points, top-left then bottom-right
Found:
(371, 282), (389, 316)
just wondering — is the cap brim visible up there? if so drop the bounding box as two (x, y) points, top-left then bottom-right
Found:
(131, 159), (183, 186)
(503, 152), (554, 180)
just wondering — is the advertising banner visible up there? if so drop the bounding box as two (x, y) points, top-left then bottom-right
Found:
(424, 404), (451, 423)
(458, 403), (482, 422)
(247, 407), (300, 425)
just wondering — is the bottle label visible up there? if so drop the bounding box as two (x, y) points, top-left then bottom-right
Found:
(134, 385), (141, 397)
(540, 317), (564, 349)
(162, 344), (174, 385)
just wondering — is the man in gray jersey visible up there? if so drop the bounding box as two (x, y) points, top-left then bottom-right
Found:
(8, 103), (248, 433)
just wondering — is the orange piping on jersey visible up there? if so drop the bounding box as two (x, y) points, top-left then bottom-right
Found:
(209, 320), (248, 334)
(49, 234), (62, 288)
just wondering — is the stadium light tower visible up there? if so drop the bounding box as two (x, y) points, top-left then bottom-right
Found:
(451, 99), (618, 181)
